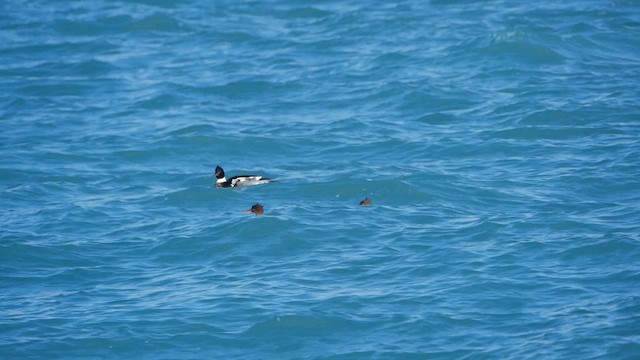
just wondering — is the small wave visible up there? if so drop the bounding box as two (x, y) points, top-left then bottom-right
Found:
(480, 41), (565, 65)
(243, 315), (359, 337)
(201, 80), (302, 99)
(285, 7), (333, 19)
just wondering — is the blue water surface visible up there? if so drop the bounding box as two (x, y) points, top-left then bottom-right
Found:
(1, 0), (640, 359)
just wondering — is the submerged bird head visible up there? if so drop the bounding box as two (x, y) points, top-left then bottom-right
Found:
(244, 203), (264, 215)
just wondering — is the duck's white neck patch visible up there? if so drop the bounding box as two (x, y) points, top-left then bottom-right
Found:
(216, 177), (227, 185)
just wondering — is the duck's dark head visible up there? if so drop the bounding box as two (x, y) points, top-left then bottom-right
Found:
(215, 166), (225, 179)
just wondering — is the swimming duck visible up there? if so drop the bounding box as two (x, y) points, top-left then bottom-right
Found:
(215, 165), (273, 188)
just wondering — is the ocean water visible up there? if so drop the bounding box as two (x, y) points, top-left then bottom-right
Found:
(1, 0), (639, 358)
